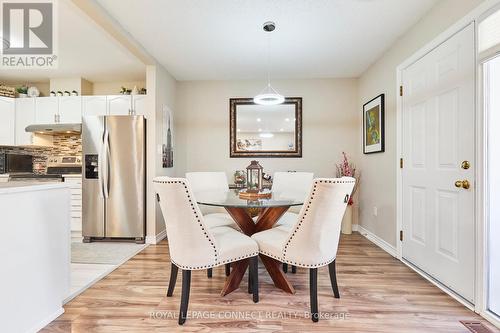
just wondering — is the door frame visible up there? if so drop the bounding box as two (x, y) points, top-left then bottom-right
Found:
(396, 0), (500, 320)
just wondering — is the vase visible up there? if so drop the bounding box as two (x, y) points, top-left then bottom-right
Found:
(341, 205), (353, 235)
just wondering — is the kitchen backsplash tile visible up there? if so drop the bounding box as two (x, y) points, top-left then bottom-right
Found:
(0, 134), (82, 174)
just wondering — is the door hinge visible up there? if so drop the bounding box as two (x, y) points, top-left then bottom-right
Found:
(399, 85), (403, 96)
(400, 158), (404, 169)
(400, 230), (404, 242)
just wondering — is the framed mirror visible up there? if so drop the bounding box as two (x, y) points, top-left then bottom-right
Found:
(230, 97), (302, 157)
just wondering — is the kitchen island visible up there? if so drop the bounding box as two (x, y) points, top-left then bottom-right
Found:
(0, 182), (71, 333)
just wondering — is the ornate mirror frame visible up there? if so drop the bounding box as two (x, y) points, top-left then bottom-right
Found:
(230, 97), (302, 158)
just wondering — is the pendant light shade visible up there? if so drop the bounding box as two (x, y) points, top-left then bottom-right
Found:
(254, 21), (284, 106)
(253, 83), (285, 105)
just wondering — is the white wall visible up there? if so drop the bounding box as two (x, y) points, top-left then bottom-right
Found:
(145, 63), (177, 241)
(357, 0), (484, 247)
(175, 78), (359, 181)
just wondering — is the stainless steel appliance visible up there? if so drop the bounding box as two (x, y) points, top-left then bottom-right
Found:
(47, 156), (82, 175)
(82, 116), (146, 244)
(0, 153), (33, 174)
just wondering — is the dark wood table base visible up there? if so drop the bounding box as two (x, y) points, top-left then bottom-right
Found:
(221, 206), (295, 296)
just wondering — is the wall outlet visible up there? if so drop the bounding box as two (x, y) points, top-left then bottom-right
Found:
(373, 206), (378, 217)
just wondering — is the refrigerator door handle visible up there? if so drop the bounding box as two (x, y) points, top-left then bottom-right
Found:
(97, 131), (105, 198)
(103, 129), (110, 199)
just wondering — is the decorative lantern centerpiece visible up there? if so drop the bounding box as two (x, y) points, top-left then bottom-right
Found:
(246, 160), (263, 193)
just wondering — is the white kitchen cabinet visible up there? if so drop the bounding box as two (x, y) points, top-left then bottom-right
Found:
(58, 96), (81, 123)
(15, 98), (35, 145)
(107, 95), (132, 115)
(64, 175), (82, 238)
(35, 97), (58, 124)
(35, 96), (82, 124)
(0, 97), (15, 145)
(131, 95), (147, 116)
(82, 95), (107, 116)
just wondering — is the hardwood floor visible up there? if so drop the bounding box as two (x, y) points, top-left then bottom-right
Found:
(41, 233), (497, 332)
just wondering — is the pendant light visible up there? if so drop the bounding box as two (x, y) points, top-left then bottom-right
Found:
(254, 21), (284, 105)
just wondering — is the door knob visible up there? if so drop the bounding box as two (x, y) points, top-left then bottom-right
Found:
(461, 161), (470, 169)
(455, 180), (470, 189)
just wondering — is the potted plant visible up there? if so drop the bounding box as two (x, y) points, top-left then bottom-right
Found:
(336, 152), (359, 234)
(16, 85), (28, 98)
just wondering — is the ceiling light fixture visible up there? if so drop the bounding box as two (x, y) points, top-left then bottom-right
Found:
(253, 21), (284, 106)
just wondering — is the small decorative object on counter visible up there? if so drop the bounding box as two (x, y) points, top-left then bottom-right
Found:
(246, 160), (263, 193)
(0, 84), (15, 97)
(16, 85), (28, 98)
(139, 88), (147, 95)
(120, 86), (132, 95)
(234, 170), (246, 188)
(336, 152), (359, 234)
(71, 90), (78, 96)
(27, 86), (40, 97)
(63, 90), (70, 96)
(50, 91), (56, 97)
(131, 85), (139, 95)
(56, 91), (63, 96)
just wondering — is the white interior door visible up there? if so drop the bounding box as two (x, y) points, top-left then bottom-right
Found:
(401, 23), (475, 303)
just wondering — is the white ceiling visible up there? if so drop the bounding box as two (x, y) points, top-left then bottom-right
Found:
(0, 0), (146, 83)
(96, 0), (438, 81)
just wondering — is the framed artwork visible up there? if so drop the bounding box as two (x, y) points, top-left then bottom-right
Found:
(363, 94), (385, 154)
(162, 106), (174, 168)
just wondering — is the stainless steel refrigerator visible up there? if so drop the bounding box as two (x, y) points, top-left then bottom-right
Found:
(82, 115), (146, 244)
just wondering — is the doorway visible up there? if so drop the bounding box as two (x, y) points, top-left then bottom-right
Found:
(400, 23), (475, 303)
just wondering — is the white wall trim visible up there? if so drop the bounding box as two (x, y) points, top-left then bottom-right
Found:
(28, 307), (64, 333)
(146, 229), (167, 245)
(357, 225), (397, 257)
(480, 311), (500, 329)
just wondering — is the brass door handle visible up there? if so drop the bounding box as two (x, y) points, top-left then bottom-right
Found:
(455, 180), (470, 189)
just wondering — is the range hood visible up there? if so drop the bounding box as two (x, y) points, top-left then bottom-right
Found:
(25, 123), (82, 134)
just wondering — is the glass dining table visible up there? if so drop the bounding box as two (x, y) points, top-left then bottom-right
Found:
(195, 189), (304, 296)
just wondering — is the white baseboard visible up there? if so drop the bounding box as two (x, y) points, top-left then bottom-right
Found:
(356, 225), (397, 257)
(146, 229), (167, 245)
(28, 307), (64, 333)
(351, 224), (359, 232)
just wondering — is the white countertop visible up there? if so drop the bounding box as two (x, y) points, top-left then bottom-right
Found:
(0, 182), (69, 194)
(62, 174), (82, 178)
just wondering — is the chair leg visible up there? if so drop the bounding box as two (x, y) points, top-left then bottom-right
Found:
(207, 268), (213, 278)
(328, 259), (340, 298)
(283, 263), (288, 273)
(291, 265), (297, 274)
(225, 263), (231, 276)
(167, 263), (178, 297)
(248, 271), (252, 294)
(179, 270), (191, 325)
(249, 256), (259, 303)
(309, 268), (318, 322)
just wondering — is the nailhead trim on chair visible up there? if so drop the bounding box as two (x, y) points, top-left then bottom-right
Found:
(154, 178), (259, 270)
(271, 178), (355, 268)
(154, 179), (218, 266)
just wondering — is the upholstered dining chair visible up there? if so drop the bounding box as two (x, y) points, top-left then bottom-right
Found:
(251, 177), (355, 322)
(186, 171), (236, 277)
(272, 171), (314, 273)
(154, 177), (259, 325)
